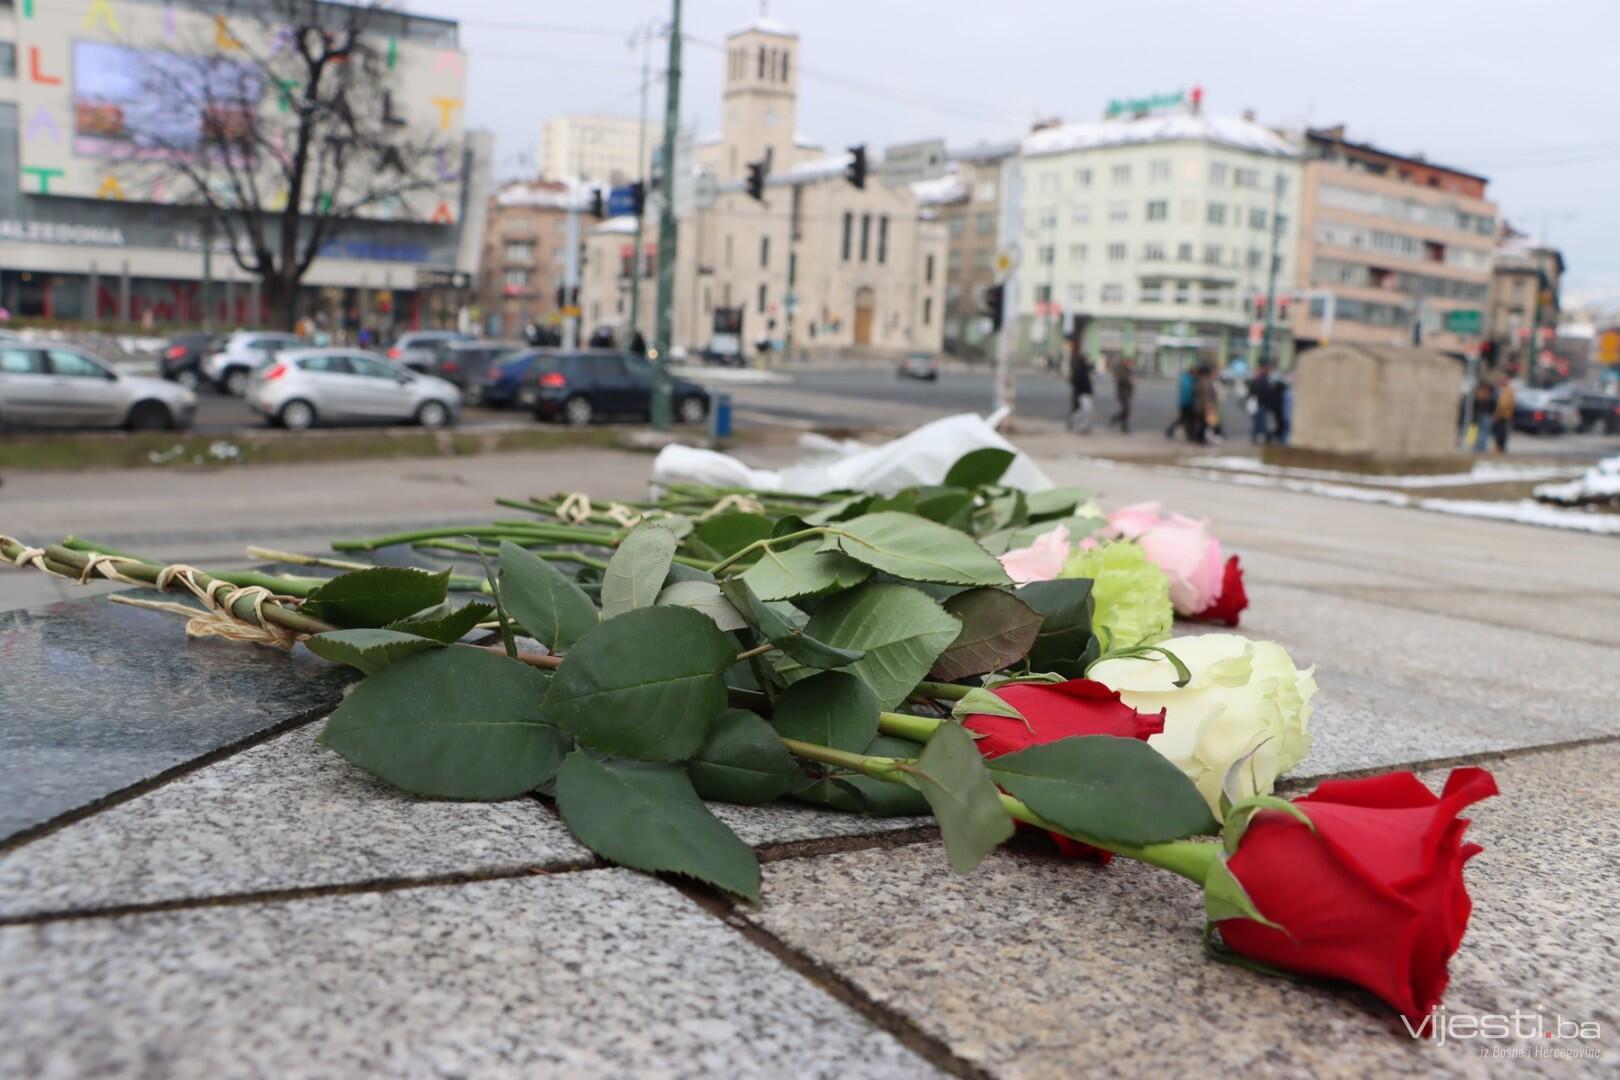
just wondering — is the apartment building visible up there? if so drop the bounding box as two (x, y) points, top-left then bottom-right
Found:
(1292, 126), (1496, 352)
(539, 115), (653, 186)
(918, 146), (1019, 359)
(477, 180), (583, 338)
(1017, 106), (1304, 371)
(1487, 235), (1563, 370)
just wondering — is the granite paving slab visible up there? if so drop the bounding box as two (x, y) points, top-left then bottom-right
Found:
(0, 596), (354, 843)
(0, 869), (942, 1079)
(710, 801), (933, 847)
(745, 743), (1619, 1077)
(0, 725), (591, 920)
(1230, 581), (1620, 779)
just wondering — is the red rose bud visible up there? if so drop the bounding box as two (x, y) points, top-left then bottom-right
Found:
(1215, 767), (1498, 1021)
(1191, 555), (1248, 627)
(963, 679), (1166, 861)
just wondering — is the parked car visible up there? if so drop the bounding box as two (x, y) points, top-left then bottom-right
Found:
(159, 331), (222, 391)
(387, 330), (473, 373)
(586, 326), (618, 349)
(1512, 387), (1580, 435)
(435, 340), (525, 393)
(0, 342), (196, 430)
(1572, 387), (1620, 434)
(202, 331), (304, 395)
(246, 348), (460, 430)
(527, 351), (709, 425)
(897, 352), (939, 381)
(477, 350), (548, 408)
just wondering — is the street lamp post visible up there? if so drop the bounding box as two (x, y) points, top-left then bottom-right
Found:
(650, 0), (682, 431)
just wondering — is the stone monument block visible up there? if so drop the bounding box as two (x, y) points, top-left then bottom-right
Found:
(1268, 344), (1469, 473)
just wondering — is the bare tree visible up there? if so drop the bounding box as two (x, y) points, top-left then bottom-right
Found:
(117, 0), (454, 328)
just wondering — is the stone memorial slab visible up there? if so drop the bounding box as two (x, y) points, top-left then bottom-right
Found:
(0, 870), (941, 1078)
(745, 744), (1619, 1076)
(0, 596), (354, 844)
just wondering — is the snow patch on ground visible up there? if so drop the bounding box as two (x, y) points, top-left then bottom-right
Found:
(1192, 455), (1578, 488)
(1534, 456), (1620, 506)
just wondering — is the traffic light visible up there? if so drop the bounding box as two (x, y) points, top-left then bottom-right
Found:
(569, 285), (580, 307)
(746, 159), (767, 202)
(589, 187), (605, 219)
(629, 181), (646, 216)
(982, 283), (1005, 332)
(555, 285), (566, 309)
(845, 144), (867, 189)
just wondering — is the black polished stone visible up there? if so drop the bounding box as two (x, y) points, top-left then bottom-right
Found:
(0, 594), (355, 844)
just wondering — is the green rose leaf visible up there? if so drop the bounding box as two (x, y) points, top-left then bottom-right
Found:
(738, 542), (871, 601)
(1016, 577), (1095, 669)
(601, 522), (679, 619)
(825, 512), (1011, 587)
(944, 447), (1016, 488)
(555, 750), (761, 901)
(696, 511), (774, 559)
(770, 670), (880, 752)
(300, 566), (451, 628)
(497, 540), (599, 651)
(686, 708), (806, 805)
(304, 628), (444, 675)
(656, 579), (747, 631)
(791, 734), (932, 816)
(318, 647), (567, 799)
(931, 588), (1045, 680)
(802, 494), (872, 525)
(791, 582), (962, 709)
(989, 735), (1219, 846)
(949, 686), (1028, 724)
(384, 600), (496, 644)
(901, 720), (1014, 872)
(912, 487), (976, 527)
(543, 605), (734, 762)
(719, 577), (864, 669)
(1025, 487), (1085, 521)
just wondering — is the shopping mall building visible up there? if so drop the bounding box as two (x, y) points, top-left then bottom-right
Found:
(0, 0), (487, 331)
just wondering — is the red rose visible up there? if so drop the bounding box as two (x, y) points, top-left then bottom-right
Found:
(963, 679), (1166, 861)
(1217, 767), (1498, 1021)
(1191, 555), (1248, 627)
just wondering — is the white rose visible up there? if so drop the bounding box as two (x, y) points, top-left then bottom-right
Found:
(1089, 633), (1316, 816)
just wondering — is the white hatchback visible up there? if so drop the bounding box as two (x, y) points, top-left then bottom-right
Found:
(247, 348), (461, 429)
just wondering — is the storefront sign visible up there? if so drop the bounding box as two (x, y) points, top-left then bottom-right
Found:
(1105, 90), (1185, 119)
(0, 218), (127, 247)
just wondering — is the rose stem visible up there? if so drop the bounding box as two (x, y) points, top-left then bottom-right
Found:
(331, 523), (623, 552)
(911, 680), (972, 702)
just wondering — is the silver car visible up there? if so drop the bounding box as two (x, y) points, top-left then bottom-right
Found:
(0, 342), (197, 429)
(203, 330), (304, 396)
(247, 348), (461, 429)
(387, 330), (473, 373)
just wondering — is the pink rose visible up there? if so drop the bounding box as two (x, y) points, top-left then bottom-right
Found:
(1106, 503), (1226, 615)
(998, 525), (1071, 585)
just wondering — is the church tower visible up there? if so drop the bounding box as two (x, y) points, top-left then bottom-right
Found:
(719, 18), (799, 180)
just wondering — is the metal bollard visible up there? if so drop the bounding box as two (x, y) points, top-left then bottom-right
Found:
(710, 392), (733, 439)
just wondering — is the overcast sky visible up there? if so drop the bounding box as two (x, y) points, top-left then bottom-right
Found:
(437, 0), (1620, 299)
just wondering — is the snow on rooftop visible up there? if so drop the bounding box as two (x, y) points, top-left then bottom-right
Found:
(912, 173), (968, 206)
(794, 132), (822, 148)
(778, 152), (853, 184)
(591, 215), (639, 236)
(733, 16), (796, 37)
(494, 180), (587, 211)
(1023, 112), (1298, 158)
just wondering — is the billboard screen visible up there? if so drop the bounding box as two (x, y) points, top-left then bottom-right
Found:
(72, 40), (261, 159)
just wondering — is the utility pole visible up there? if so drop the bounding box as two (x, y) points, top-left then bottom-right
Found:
(628, 23), (653, 345)
(1256, 170), (1283, 369)
(651, 0), (681, 431)
(992, 153), (1021, 425)
(784, 183), (801, 361)
(563, 184), (581, 350)
(201, 216), (214, 329)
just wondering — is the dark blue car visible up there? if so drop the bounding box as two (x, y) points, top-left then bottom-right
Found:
(471, 350), (546, 408)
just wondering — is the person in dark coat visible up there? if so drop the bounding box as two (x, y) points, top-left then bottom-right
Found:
(1191, 364), (1218, 444)
(1067, 347), (1095, 433)
(1166, 367), (1196, 439)
(1109, 356), (1135, 432)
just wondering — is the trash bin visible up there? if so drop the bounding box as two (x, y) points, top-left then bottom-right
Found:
(710, 392), (732, 439)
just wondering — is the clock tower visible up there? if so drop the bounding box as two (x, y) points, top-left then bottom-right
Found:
(720, 18), (799, 180)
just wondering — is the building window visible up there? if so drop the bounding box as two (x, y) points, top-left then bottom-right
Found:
(1209, 162), (1227, 186)
(976, 211), (995, 235)
(781, 51), (790, 83)
(0, 42), (17, 80)
(1037, 209), (1058, 230)
(1203, 243), (1223, 265)
(1275, 213), (1289, 234)
(877, 216), (889, 263)
(1101, 283), (1124, 303)
(757, 283), (767, 313)
(1273, 174), (1289, 197)
(1145, 200), (1168, 222)
(1174, 281), (1192, 304)
(726, 234), (734, 268)
(1206, 202), (1226, 226)
(1037, 244), (1055, 265)
(923, 297), (933, 325)
(757, 46), (765, 79)
(1108, 201), (1128, 223)
(760, 236), (770, 268)
(1034, 284), (1052, 304)
(1176, 242), (1194, 262)
(948, 250), (964, 271)
(925, 254), (935, 283)
(860, 214), (871, 261)
(1141, 281), (1164, 303)
(1073, 168), (1092, 188)
(1071, 204), (1091, 225)
(504, 241), (533, 263)
(1149, 159), (1171, 182)
(1249, 207), (1268, 230)
(1247, 247), (1264, 269)
(841, 212), (853, 261)
(1107, 242), (1127, 263)
(1234, 167), (1260, 189)
(972, 250), (992, 271)
(1142, 242), (1167, 262)
(948, 217), (965, 238)
(974, 179), (997, 201)
(1069, 243), (1088, 262)
(504, 269), (530, 288)
(1111, 164), (1131, 184)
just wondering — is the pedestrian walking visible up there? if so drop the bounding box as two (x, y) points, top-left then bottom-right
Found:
(1109, 356), (1135, 432)
(1468, 379), (1497, 452)
(1192, 364), (1218, 444)
(1246, 363), (1273, 444)
(1166, 367), (1196, 439)
(629, 329), (648, 356)
(1491, 374), (1516, 453)
(1066, 346), (1095, 433)
(1270, 374), (1292, 445)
